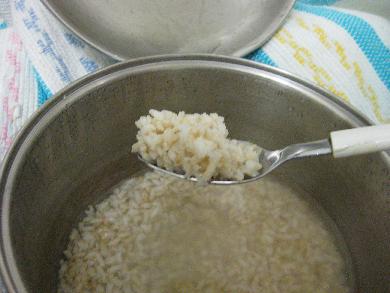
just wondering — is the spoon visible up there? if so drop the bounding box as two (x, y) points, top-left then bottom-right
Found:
(138, 124), (390, 185)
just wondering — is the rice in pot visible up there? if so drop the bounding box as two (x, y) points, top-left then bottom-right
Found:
(58, 171), (350, 293)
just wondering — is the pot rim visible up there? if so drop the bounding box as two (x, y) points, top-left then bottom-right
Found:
(0, 54), (388, 293)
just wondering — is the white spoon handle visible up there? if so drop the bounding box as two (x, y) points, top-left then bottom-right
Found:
(330, 124), (390, 158)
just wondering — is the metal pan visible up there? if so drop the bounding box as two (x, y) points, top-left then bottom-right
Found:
(41, 0), (295, 60)
(0, 55), (389, 292)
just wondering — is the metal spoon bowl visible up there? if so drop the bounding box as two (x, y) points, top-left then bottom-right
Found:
(139, 124), (390, 185)
(138, 139), (331, 185)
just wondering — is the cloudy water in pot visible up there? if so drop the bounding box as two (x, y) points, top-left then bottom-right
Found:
(58, 171), (353, 293)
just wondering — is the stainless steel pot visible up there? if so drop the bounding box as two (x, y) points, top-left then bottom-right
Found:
(0, 55), (388, 293)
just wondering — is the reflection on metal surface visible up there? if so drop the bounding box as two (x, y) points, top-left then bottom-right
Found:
(42, 0), (295, 59)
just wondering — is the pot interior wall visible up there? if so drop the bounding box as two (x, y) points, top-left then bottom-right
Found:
(7, 64), (389, 292)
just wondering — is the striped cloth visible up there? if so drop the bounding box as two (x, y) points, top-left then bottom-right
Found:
(249, 2), (390, 124)
(0, 0), (389, 163)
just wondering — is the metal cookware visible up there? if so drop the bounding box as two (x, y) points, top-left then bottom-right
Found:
(0, 55), (388, 292)
(42, 0), (295, 59)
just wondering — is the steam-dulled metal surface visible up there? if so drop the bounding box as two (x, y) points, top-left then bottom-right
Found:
(41, 0), (295, 60)
(0, 55), (389, 292)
